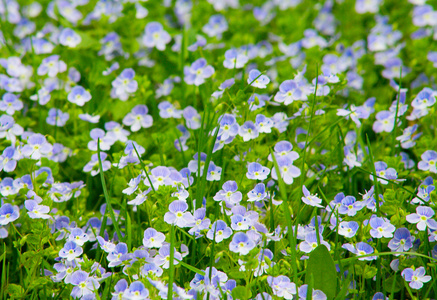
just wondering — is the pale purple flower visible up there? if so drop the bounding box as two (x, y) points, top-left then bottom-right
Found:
(154, 244), (182, 269)
(83, 152), (111, 176)
(338, 221), (359, 238)
(164, 200), (195, 228)
(68, 86), (91, 106)
(22, 133), (53, 160)
(111, 68), (138, 101)
(143, 22), (171, 51)
(107, 242), (128, 267)
(246, 162), (270, 180)
(202, 14), (228, 39)
(338, 196), (365, 216)
(402, 267), (431, 290)
(183, 106), (201, 130)
(388, 228), (414, 254)
(229, 232), (256, 255)
(0, 93), (23, 115)
(342, 242), (376, 261)
(0, 146), (19, 172)
(24, 200), (51, 219)
(46, 108), (69, 127)
(406, 206), (437, 231)
(247, 69), (270, 89)
(184, 58), (215, 86)
(299, 231), (330, 253)
(301, 185), (323, 208)
(369, 216), (395, 238)
(59, 241), (83, 261)
(123, 281), (149, 299)
(267, 275), (296, 300)
(418, 150), (437, 173)
(123, 105), (153, 132)
(373, 111), (395, 133)
(239, 121), (259, 141)
(370, 161), (398, 185)
(59, 28), (82, 47)
(70, 270), (100, 299)
(0, 203), (20, 225)
(37, 55), (67, 77)
(207, 220), (232, 243)
(271, 156), (301, 185)
(223, 49), (248, 69)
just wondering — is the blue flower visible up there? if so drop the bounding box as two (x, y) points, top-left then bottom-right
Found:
(402, 267), (432, 290)
(239, 121), (259, 141)
(184, 58), (215, 86)
(183, 106), (201, 129)
(369, 216), (395, 238)
(154, 244), (182, 269)
(68, 86), (91, 106)
(247, 69), (270, 89)
(370, 161), (398, 185)
(24, 200), (51, 219)
(229, 232), (256, 255)
(83, 152), (111, 176)
(107, 242), (128, 267)
(246, 162), (270, 180)
(342, 242), (376, 261)
(164, 200), (195, 228)
(299, 231), (330, 253)
(418, 150), (437, 173)
(0, 93), (23, 115)
(267, 275), (296, 299)
(70, 270), (100, 299)
(372, 292), (388, 300)
(338, 196), (365, 216)
(59, 241), (83, 261)
(301, 185), (323, 208)
(223, 49), (248, 69)
(0, 146), (18, 172)
(202, 14), (228, 39)
(158, 101), (182, 118)
(297, 284), (327, 300)
(37, 55), (67, 77)
(111, 68), (138, 101)
(22, 133), (53, 160)
(406, 206), (437, 231)
(143, 22), (171, 51)
(247, 183), (267, 202)
(213, 180), (242, 204)
(59, 28), (82, 47)
(46, 108), (69, 127)
(388, 228), (414, 254)
(207, 220), (232, 243)
(0, 203), (19, 225)
(338, 221), (359, 238)
(123, 281), (149, 299)
(123, 105), (153, 132)
(271, 156), (301, 185)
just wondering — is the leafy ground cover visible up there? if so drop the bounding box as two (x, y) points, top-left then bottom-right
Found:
(1, 0), (437, 299)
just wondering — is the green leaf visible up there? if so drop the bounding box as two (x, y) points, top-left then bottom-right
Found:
(6, 284), (25, 298)
(231, 286), (252, 300)
(305, 244), (337, 300)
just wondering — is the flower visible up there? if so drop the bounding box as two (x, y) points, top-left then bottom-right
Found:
(46, 108), (69, 127)
(164, 200), (195, 228)
(0, 146), (19, 172)
(388, 228), (414, 254)
(247, 69), (270, 88)
(406, 206), (437, 231)
(70, 270), (100, 299)
(0, 203), (20, 225)
(111, 68), (138, 101)
(271, 156), (301, 185)
(223, 49), (248, 69)
(202, 14), (228, 39)
(369, 216), (395, 238)
(83, 152), (111, 176)
(0, 93), (23, 115)
(59, 241), (83, 261)
(301, 185), (323, 208)
(123, 281), (150, 299)
(342, 242), (376, 261)
(338, 196), (365, 216)
(239, 121), (259, 141)
(183, 106), (201, 129)
(184, 58), (215, 86)
(338, 221), (359, 238)
(299, 231), (330, 253)
(59, 28), (82, 47)
(37, 55), (67, 77)
(143, 22), (171, 51)
(229, 232), (256, 255)
(247, 183), (267, 202)
(24, 200), (51, 219)
(207, 220), (232, 243)
(370, 161), (398, 185)
(418, 150), (437, 173)
(22, 133), (53, 160)
(123, 105), (153, 132)
(267, 276), (296, 300)
(154, 244), (182, 269)
(213, 180), (242, 205)
(402, 267), (431, 290)
(68, 86), (91, 106)
(275, 80), (306, 104)
(107, 242), (128, 267)
(246, 162), (270, 180)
